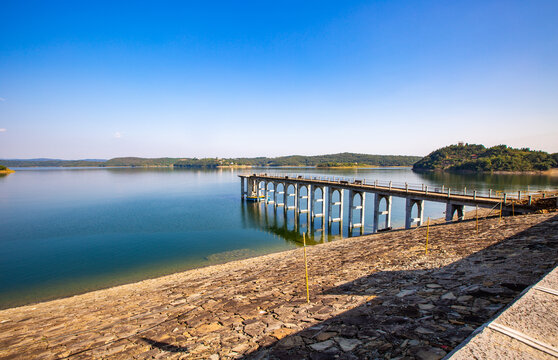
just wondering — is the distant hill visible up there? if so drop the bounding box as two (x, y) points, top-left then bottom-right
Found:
(1, 153), (421, 168)
(104, 157), (178, 167)
(0, 159), (106, 167)
(237, 153), (421, 167)
(173, 153), (421, 167)
(413, 144), (558, 172)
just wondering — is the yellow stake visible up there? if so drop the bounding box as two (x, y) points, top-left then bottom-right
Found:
(512, 201), (515, 217)
(499, 199), (502, 224)
(476, 205), (479, 233)
(425, 217), (430, 255)
(303, 233), (310, 303)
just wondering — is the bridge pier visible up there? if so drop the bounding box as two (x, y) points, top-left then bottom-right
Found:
(275, 183), (285, 207)
(445, 203), (465, 222)
(298, 184), (311, 215)
(348, 190), (365, 232)
(286, 183), (298, 211)
(247, 178), (257, 199)
(373, 195), (392, 232)
(258, 181), (265, 202)
(328, 187), (344, 225)
(405, 198), (424, 229)
(311, 186), (326, 226)
(266, 183), (275, 204)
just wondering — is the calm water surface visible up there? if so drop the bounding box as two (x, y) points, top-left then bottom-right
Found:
(1, 167), (557, 308)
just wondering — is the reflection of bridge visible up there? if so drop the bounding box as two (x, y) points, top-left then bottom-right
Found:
(239, 174), (538, 234)
(240, 201), (334, 245)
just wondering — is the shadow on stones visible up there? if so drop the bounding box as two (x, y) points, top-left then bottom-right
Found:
(139, 337), (189, 353)
(238, 214), (558, 360)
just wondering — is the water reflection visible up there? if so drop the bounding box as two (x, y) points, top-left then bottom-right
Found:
(241, 201), (343, 246)
(240, 169), (558, 245)
(413, 171), (558, 192)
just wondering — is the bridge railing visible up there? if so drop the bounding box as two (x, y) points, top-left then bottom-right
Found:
(249, 173), (554, 202)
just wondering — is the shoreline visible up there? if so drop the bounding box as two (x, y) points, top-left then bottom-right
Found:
(413, 167), (558, 175)
(9, 164), (558, 173)
(5, 164), (410, 170)
(0, 211), (489, 311)
(1, 213), (557, 359)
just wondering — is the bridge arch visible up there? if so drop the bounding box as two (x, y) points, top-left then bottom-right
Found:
(374, 194), (392, 232)
(352, 192), (363, 206)
(445, 203), (464, 222)
(405, 198), (424, 229)
(285, 183), (296, 194)
(328, 187), (344, 225)
(312, 186), (324, 199)
(330, 188), (342, 202)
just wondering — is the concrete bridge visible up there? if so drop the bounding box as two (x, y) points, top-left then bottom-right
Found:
(239, 173), (538, 234)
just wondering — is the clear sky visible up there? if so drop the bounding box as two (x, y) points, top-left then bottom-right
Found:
(1, 1), (557, 159)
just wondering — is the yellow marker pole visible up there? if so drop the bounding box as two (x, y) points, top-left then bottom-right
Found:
(512, 201), (515, 217)
(476, 205), (479, 233)
(499, 198), (502, 224)
(425, 217), (430, 255)
(303, 233), (310, 303)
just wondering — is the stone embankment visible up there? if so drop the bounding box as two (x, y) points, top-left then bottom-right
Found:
(1, 213), (557, 360)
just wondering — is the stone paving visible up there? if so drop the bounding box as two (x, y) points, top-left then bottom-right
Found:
(449, 265), (558, 359)
(0, 213), (557, 359)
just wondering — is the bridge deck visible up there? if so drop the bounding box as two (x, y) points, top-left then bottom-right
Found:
(240, 174), (526, 211)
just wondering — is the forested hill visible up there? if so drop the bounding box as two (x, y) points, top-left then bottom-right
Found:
(1, 153), (421, 168)
(210, 153), (421, 167)
(412, 144), (558, 172)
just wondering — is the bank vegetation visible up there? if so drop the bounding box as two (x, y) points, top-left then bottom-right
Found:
(413, 144), (558, 173)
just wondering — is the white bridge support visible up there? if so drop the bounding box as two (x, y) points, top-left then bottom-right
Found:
(373, 194), (392, 232)
(258, 181), (265, 201)
(310, 186), (326, 227)
(274, 182), (285, 207)
(247, 178), (258, 198)
(405, 198), (424, 229)
(348, 190), (365, 232)
(328, 187), (344, 225)
(286, 183), (298, 211)
(266, 183), (275, 204)
(298, 184), (311, 215)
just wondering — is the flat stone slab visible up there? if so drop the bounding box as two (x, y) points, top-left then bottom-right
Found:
(450, 265), (558, 359)
(0, 213), (557, 359)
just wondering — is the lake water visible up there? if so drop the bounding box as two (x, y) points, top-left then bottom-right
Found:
(1, 167), (557, 309)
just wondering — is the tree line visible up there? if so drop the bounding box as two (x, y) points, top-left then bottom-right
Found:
(1, 153), (422, 168)
(413, 144), (558, 172)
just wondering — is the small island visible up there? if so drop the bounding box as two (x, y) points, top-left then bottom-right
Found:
(0, 165), (15, 174)
(413, 143), (558, 173)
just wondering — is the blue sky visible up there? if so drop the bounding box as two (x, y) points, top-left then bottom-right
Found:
(1, 1), (557, 159)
